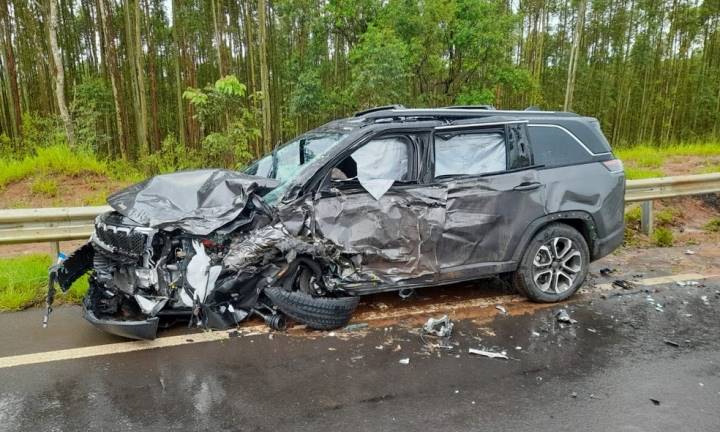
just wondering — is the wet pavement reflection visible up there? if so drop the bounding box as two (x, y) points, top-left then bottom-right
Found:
(1, 277), (719, 431)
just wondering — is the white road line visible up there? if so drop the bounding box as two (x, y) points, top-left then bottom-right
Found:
(0, 325), (267, 369)
(591, 272), (708, 291)
(0, 272), (714, 369)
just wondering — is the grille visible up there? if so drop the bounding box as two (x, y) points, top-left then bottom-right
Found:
(95, 225), (147, 257)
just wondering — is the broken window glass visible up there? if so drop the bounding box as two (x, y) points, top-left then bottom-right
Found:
(245, 132), (347, 183)
(434, 132), (506, 177)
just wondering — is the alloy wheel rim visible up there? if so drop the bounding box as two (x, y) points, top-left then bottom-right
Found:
(532, 237), (582, 294)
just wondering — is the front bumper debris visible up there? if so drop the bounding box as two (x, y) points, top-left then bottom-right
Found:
(83, 305), (160, 340)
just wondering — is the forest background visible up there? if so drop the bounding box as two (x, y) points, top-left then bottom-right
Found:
(0, 0), (719, 174)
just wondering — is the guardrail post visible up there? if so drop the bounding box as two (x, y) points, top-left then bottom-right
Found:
(50, 241), (60, 260)
(640, 200), (653, 236)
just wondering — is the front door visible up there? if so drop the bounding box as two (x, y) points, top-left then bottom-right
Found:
(312, 133), (445, 285)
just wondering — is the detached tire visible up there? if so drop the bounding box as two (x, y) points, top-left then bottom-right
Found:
(512, 223), (589, 303)
(264, 287), (360, 330)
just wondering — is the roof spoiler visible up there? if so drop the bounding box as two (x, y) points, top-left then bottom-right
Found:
(442, 105), (495, 110)
(354, 105), (406, 117)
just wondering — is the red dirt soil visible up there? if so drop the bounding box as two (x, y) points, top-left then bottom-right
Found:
(0, 174), (130, 258)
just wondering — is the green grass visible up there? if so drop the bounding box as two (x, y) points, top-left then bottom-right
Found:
(616, 142), (720, 179)
(625, 206), (641, 224)
(0, 254), (88, 311)
(705, 218), (720, 232)
(701, 163), (720, 174)
(655, 208), (679, 226)
(0, 145), (143, 189)
(652, 227), (674, 247)
(624, 167), (665, 180)
(31, 178), (59, 197)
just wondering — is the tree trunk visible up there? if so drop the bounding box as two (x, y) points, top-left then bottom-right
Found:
(258, 0), (272, 153)
(211, 0), (225, 77)
(98, 0), (129, 159)
(49, 0), (75, 145)
(124, 0), (146, 157)
(0, 0), (21, 139)
(171, 0), (185, 148)
(563, 0), (586, 111)
(133, 0), (148, 155)
(144, 0), (160, 152)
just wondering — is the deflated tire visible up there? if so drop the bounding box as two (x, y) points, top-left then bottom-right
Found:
(264, 287), (360, 330)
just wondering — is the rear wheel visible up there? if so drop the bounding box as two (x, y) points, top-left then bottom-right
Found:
(512, 223), (589, 302)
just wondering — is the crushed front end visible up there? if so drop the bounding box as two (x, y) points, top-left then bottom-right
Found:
(45, 169), (366, 340)
(47, 211), (266, 339)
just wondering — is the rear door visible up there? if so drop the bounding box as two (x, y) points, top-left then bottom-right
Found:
(431, 121), (547, 280)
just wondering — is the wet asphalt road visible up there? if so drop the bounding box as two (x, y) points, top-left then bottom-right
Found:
(1, 276), (719, 431)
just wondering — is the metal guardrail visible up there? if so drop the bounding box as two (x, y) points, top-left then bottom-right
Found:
(625, 172), (720, 202)
(0, 173), (719, 252)
(625, 172), (720, 234)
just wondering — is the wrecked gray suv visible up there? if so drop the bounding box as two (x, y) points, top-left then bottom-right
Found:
(46, 106), (625, 339)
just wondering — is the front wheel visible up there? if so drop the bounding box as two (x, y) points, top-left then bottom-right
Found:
(512, 223), (589, 302)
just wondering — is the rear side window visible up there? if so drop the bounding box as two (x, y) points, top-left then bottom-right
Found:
(528, 125), (592, 167)
(434, 132), (506, 177)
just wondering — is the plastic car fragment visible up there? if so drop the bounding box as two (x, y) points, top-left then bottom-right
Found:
(422, 315), (454, 338)
(468, 348), (509, 360)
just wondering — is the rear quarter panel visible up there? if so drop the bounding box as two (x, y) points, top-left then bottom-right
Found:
(538, 162), (625, 243)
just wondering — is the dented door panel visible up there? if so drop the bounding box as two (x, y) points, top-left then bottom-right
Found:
(313, 185), (446, 283)
(436, 169), (546, 272)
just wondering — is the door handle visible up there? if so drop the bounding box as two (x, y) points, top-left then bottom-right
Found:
(513, 181), (541, 191)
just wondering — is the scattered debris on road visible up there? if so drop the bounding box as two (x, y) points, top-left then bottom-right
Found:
(613, 279), (637, 290)
(343, 323), (369, 332)
(468, 348), (508, 360)
(599, 267), (615, 277)
(556, 309), (578, 324)
(422, 315), (454, 338)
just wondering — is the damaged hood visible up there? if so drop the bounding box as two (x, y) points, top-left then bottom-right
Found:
(107, 169), (279, 235)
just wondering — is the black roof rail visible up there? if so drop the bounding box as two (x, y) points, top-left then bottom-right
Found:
(354, 105), (406, 117)
(442, 105), (495, 110)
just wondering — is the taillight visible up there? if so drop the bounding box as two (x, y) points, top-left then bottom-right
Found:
(602, 159), (624, 173)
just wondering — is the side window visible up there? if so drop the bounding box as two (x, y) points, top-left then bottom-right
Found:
(328, 137), (412, 199)
(528, 125), (591, 167)
(434, 131), (506, 177)
(353, 138), (410, 181)
(331, 137), (411, 182)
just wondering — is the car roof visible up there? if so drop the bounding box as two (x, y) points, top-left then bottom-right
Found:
(336, 106), (611, 154)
